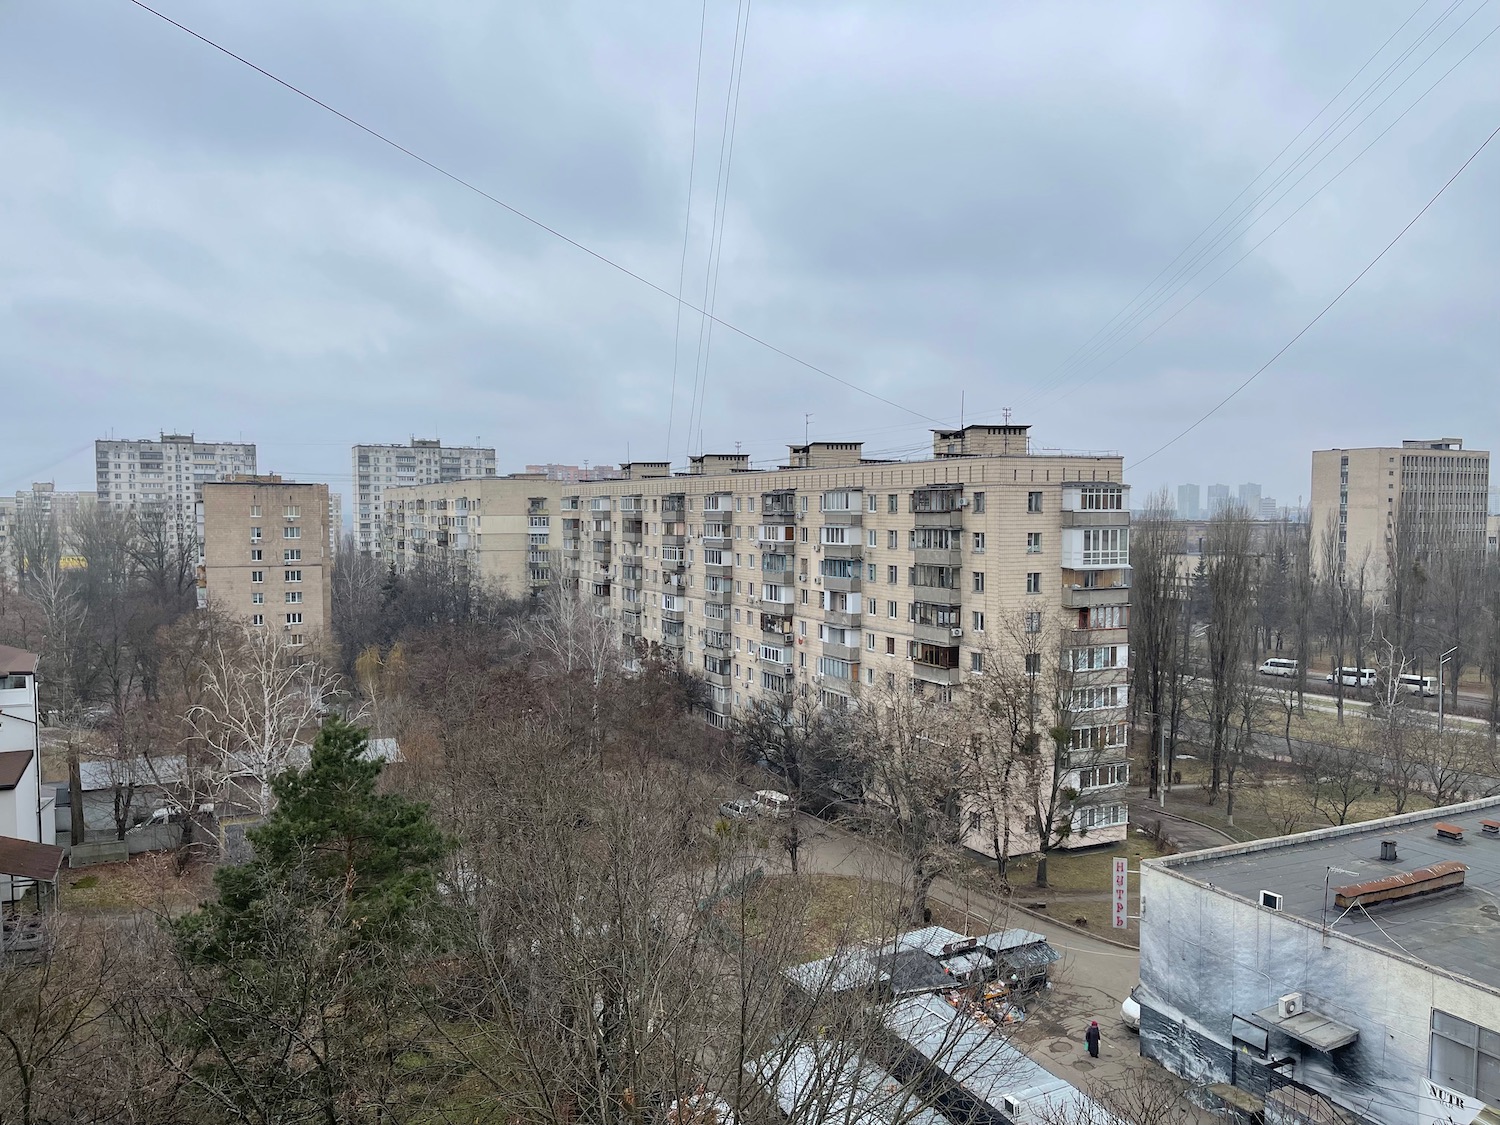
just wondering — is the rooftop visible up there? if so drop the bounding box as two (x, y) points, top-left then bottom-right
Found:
(1147, 797), (1500, 991)
(0, 646), (39, 676)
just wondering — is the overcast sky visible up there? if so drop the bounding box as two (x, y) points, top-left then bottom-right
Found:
(4, 1), (1498, 510)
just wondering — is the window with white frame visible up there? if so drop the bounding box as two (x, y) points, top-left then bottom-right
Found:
(284, 526), (301, 539)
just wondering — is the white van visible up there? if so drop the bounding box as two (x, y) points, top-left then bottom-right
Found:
(1326, 667), (1377, 688)
(1397, 673), (1439, 698)
(754, 790), (793, 819)
(1258, 658), (1299, 678)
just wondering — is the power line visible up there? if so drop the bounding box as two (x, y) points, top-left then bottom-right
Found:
(1020, 0), (1468, 408)
(1013, 10), (1500, 418)
(124, 0), (941, 426)
(663, 0), (709, 462)
(1131, 117), (1500, 470)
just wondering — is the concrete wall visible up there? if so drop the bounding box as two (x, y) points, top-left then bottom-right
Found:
(1139, 862), (1500, 1125)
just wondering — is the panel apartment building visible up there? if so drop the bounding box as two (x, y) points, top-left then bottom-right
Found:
(96, 434), (257, 548)
(381, 426), (1132, 853)
(200, 476), (332, 645)
(1310, 438), (1490, 587)
(351, 439), (496, 557)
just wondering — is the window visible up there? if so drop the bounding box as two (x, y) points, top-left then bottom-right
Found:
(866, 632), (877, 650)
(868, 563), (877, 581)
(972, 532), (985, 552)
(1076, 485), (1124, 511)
(1025, 653), (1041, 675)
(970, 652), (984, 673)
(1431, 1011), (1500, 1104)
(250, 549), (263, 561)
(290, 634), (305, 647)
(867, 529), (878, 548)
(284, 526), (301, 539)
(887, 494), (898, 513)
(251, 592), (264, 605)
(1027, 491), (1043, 513)
(972, 571), (985, 593)
(1027, 532), (1042, 553)
(886, 636), (897, 654)
(1077, 764), (1129, 789)
(972, 611), (985, 632)
(284, 505), (301, 519)
(251, 614), (264, 626)
(286, 612), (303, 625)
(883, 530), (895, 550)
(251, 526), (262, 542)
(284, 569), (302, 583)
(888, 565), (899, 584)
(887, 601), (898, 619)
(285, 591), (303, 604)
(868, 494), (879, 512)
(1026, 572), (1042, 594)
(250, 505), (262, 518)
(1080, 527), (1129, 566)
(972, 492), (985, 513)
(250, 570), (264, 583)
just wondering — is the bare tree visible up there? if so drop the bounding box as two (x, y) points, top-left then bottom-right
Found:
(1198, 505), (1257, 803)
(187, 623), (337, 815)
(1128, 490), (1185, 799)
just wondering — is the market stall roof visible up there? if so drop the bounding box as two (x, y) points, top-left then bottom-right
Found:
(0, 836), (65, 883)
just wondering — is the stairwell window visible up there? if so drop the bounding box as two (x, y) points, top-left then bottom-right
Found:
(1027, 491), (1043, 513)
(1026, 572), (1042, 594)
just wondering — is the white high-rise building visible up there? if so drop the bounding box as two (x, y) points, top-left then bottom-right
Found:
(351, 439), (496, 556)
(95, 433), (257, 549)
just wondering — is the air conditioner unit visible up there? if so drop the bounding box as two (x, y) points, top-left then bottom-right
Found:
(951, 627), (963, 637)
(1001, 1096), (1023, 1117)
(1260, 890), (1284, 911)
(956, 497), (970, 508)
(1277, 993), (1303, 1020)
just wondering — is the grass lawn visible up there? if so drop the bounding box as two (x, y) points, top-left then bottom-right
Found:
(61, 855), (215, 916)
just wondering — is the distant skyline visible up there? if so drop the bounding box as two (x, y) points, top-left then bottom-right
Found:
(4, 3), (1499, 504)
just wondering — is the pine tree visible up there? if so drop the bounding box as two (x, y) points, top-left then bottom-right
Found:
(166, 718), (449, 1123)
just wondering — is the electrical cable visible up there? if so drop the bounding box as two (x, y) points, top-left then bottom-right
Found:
(687, 0), (753, 460)
(663, 0), (710, 462)
(1013, 11), (1500, 418)
(123, 0), (940, 426)
(1019, 0), (1474, 408)
(1130, 117), (1500, 470)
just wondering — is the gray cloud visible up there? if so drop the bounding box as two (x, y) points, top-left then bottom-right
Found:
(2, 0), (1497, 507)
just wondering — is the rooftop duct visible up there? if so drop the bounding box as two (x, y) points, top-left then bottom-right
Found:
(1333, 861), (1466, 909)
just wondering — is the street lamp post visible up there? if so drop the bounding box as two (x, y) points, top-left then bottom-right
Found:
(1438, 646), (1458, 735)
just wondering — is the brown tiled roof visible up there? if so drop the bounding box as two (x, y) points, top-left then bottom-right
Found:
(0, 836), (64, 882)
(0, 751), (32, 790)
(0, 646), (38, 676)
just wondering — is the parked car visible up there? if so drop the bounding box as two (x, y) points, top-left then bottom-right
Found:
(1258, 658), (1299, 678)
(1121, 985), (1141, 1032)
(754, 790), (793, 819)
(718, 798), (757, 821)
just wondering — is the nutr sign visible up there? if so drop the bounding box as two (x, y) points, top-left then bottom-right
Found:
(1419, 1079), (1498, 1125)
(1112, 857), (1128, 929)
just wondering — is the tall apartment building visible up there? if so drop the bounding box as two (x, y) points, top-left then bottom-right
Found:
(382, 425), (1132, 855)
(1205, 483), (1230, 515)
(1236, 482), (1261, 513)
(351, 439), (496, 556)
(200, 476), (332, 645)
(1310, 438), (1491, 586)
(1176, 483), (1200, 520)
(96, 434), (256, 549)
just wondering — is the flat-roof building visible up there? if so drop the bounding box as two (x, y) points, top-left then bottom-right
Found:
(1138, 798), (1500, 1125)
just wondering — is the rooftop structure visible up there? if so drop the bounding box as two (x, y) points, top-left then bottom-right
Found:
(1139, 797), (1500, 1125)
(351, 438), (496, 556)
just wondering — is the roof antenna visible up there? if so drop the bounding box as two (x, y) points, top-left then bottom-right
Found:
(1003, 407), (1013, 424)
(960, 390), (965, 428)
(804, 413), (812, 444)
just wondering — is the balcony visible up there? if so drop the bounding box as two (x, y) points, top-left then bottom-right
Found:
(1061, 509), (1130, 529)
(621, 610), (642, 636)
(622, 519), (644, 546)
(703, 631), (730, 653)
(1061, 584), (1131, 609)
(913, 546), (962, 568)
(914, 620), (964, 647)
(821, 573), (862, 594)
(761, 492), (797, 522)
(819, 540), (863, 560)
(821, 641), (860, 663)
(703, 582), (733, 604)
(824, 606), (862, 630)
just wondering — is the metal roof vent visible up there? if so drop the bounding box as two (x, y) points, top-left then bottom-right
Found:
(1380, 840), (1398, 862)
